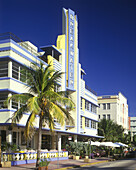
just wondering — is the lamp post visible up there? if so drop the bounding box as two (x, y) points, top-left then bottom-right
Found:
(57, 133), (59, 169)
(89, 140), (91, 159)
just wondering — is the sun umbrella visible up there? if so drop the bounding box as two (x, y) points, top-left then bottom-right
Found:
(91, 141), (101, 146)
(100, 142), (120, 147)
(114, 142), (128, 147)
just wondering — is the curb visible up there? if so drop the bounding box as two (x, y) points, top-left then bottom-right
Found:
(55, 159), (115, 170)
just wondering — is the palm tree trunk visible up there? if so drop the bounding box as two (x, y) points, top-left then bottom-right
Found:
(36, 115), (42, 168)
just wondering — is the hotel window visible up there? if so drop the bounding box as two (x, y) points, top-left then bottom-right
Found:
(54, 84), (60, 92)
(80, 117), (82, 128)
(91, 120), (96, 129)
(107, 114), (110, 120)
(0, 61), (8, 77)
(20, 99), (25, 108)
(85, 118), (90, 128)
(12, 61), (29, 84)
(85, 100), (89, 111)
(12, 62), (19, 80)
(20, 66), (27, 83)
(0, 92), (8, 109)
(80, 98), (82, 109)
(21, 131), (26, 145)
(1, 130), (6, 143)
(107, 103), (110, 110)
(12, 132), (17, 144)
(12, 98), (18, 110)
(103, 114), (106, 119)
(91, 104), (97, 113)
(42, 135), (51, 149)
(103, 104), (106, 110)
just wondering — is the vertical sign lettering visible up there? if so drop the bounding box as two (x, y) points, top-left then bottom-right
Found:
(68, 9), (75, 89)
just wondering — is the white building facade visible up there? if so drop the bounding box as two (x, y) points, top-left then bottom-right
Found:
(130, 117), (136, 137)
(97, 92), (128, 132)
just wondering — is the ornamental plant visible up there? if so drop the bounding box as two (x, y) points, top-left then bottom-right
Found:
(39, 158), (50, 167)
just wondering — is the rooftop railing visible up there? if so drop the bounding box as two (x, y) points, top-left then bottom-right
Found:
(85, 85), (97, 96)
(0, 32), (40, 56)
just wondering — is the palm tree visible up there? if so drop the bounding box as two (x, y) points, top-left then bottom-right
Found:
(98, 119), (114, 141)
(98, 119), (124, 142)
(6, 63), (75, 168)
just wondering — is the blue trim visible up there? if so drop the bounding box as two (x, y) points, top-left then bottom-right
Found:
(0, 39), (10, 44)
(11, 157), (68, 166)
(0, 46), (10, 51)
(81, 114), (98, 122)
(0, 123), (25, 127)
(40, 45), (62, 54)
(82, 95), (98, 107)
(0, 77), (30, 87)
(0, 109), (39, 118)
(0, 109), (15, 112)
(0, 55), (31, 68)
(0, 88), (20, 94)
(0, 39), (46, 64)
(85, 91), (98, 103)
(0, 40), (48, 66)
(42, 127), (103, 138)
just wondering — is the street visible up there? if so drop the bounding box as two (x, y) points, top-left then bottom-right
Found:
(69, 158), (136, 170)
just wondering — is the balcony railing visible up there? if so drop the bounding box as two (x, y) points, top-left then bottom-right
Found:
(2, 150), (68, 165)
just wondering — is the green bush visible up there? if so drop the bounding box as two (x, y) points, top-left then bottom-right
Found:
(1, 142), (18, 152)
(66, 141), (92, 157)
(39, 158), (50, 167)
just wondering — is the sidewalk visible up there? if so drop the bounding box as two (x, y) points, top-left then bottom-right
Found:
(0, 157), (114, 170)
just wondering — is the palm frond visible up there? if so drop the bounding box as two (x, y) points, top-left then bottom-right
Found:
(12, 104), (28, 124)
(4, 93), (33, 107)
(49, 101), (65, 127)
(56, 104), (74, 126)
(24, 111), (37, 140)
(48, 111), (55, 131)
(43, 91), (75, 111)
(44, 71), (62, 91)
(27, 96), (40, 114)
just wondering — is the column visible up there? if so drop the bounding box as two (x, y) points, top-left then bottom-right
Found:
(17, 129), (21, 147)
(6, 130), (12, 144)
(8, 93), (12, 110)
(8, 61), (12, 78)
(58, 134), (61, 151)
(74, 135), (77, 143)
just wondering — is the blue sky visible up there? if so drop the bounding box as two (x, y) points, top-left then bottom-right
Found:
(0, 0), (136, 116)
